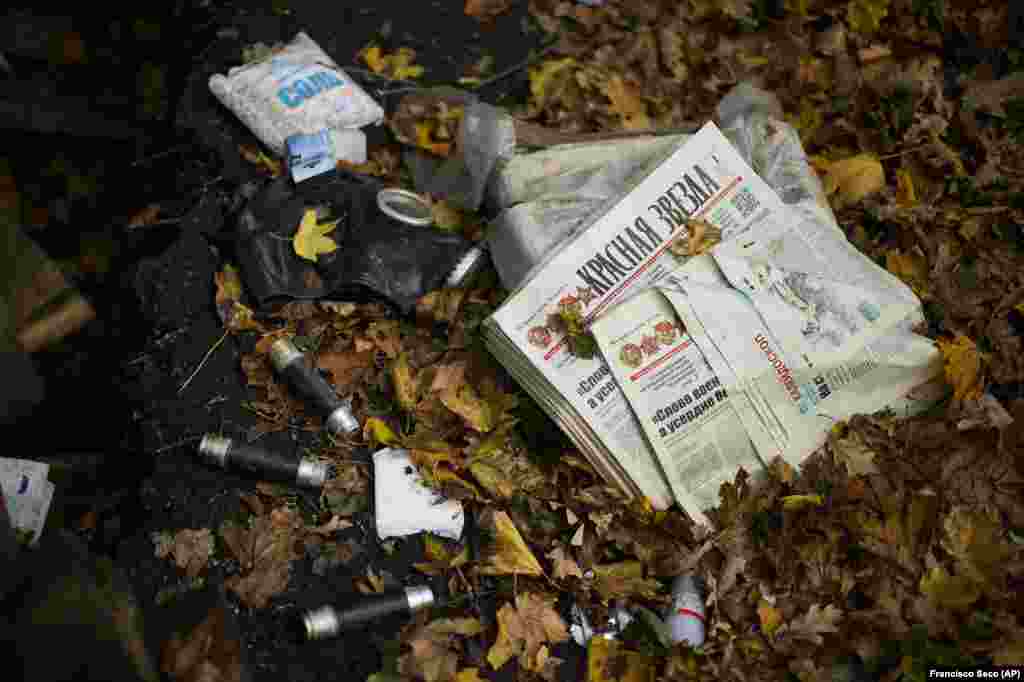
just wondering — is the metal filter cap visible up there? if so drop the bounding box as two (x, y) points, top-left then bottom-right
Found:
(376, 188), (434, 227)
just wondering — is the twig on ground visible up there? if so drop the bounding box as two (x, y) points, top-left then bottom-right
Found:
(177, 329), (229, 395)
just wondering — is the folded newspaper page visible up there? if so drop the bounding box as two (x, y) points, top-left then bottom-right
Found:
(590, 285), (771, 526)
(484, 122), (797, 509)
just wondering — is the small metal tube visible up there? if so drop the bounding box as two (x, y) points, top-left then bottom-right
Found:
(444, 245), (488, 289)
(197, 434), (328, 488)
(302, 586), (437, 641)
(268, 338), (360, 435)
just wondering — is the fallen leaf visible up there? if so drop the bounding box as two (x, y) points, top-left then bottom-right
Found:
(814, 154), (885, 207)
(758, 599), (784, 636)
(940, 506), (1011, 585)
(308, 515), (353, 536)
(364, 416), (401, 448)
(963, 73), (1024, 117)
(590, 561), (663, 601)
(895, 168), (917, 207)
(214, 265), (262, 332)
(478, 510), (543, 576)
(238, 145), (282, 177)
(152, 528), (216, 579)
(936, 335), (985, 402)
(392, 353), (420, 413)
(846, 0), (889, 33)
(487, 593), (568, 672)
(317, 349), (374, 393)
(780, 603), (842, 645)
(161, 605), (243, 682)
(830, 428), (879, 476)
(529, 58), (578, 108)
(127, 204), (161, 229)
(219, 507), (302, 608)
(781, 494), (825, 511)
(885, 249), (931, 299)
(597, 73), (651, 130)
(356, 567), (387, 594)
(360, 45), (425, 80)
(398, 617), (483, 682)
(464, 0), (513, 21)
(919, 566), (981, 610)
(993, 636), (1024, 665)
(547, 546), (583, 580)
(439, 382), (494, 432)
(293, 209), (339, 262)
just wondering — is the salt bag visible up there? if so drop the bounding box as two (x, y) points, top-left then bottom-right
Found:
(209, 32), (384, 155)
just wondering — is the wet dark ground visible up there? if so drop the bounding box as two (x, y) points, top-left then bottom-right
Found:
(7, 1), (580, 680)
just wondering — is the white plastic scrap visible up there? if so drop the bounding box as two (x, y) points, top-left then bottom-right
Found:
(373, 448), (465, 541)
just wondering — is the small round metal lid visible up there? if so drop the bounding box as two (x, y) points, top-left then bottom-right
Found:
(376, 188), (434, 227)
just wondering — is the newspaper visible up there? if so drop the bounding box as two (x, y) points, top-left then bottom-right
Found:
(484, 122), (796, 509)
(483, 98), (944, 518)
(590, 286), (770, 526)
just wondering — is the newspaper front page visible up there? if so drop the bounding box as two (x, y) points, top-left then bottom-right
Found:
(485, 122), (792, 509)
(589, 287), (771, 526)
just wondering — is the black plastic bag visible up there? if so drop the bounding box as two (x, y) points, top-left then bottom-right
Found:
(234, 171), (472, 314)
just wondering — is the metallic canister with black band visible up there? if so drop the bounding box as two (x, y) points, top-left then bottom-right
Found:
(198, 434), (330, 488)
(268, 338), (360, 435)
(302, 585), (436, 641)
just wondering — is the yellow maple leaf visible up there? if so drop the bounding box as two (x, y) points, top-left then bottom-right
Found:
(941, 507), (1011, 585)
(455, 669), (486, 682)
(391, 353), (420, 413)
(478, 510), (543, 576)
(414, 121), (453, 157)
(814, 154), (885, 207)
(487, 593), (568, 672)
(919, 566), (981, 610)
(846, 0), (889, 34)
(439, 383), (494, 432)
(935, 335), (985, 402)
(292, 209), (339, 261)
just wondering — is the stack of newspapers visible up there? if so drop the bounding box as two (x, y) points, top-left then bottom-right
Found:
(482, 121), (944, 526)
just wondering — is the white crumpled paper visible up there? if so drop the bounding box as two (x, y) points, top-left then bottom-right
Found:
(373, 448), (464, 541)
(0, 457), (54, 546)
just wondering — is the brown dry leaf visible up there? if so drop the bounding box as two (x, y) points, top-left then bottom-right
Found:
(598, 73), (651, 131)
(940, 506), (1012, 586)
(778, 603), (842, 646)
(160, 605), (243, 682)
(936, 335), (985, 402)
(846, 0), (889, 33)
(317, 349), (374, 394)
(356, 568), (386, 594)
(464, 0), (513, 21)
(478, 510), (543, 576)
(392, 352), (420, 413)
(309, 515), (353, 536)
(814, 154), (885, 207)
(214, 265), (262, 332)
(528, 58), (578, 109)
(398, 617), (483, 682)
(368, 320), (404, 359)
(546, 546), (583, 580)
(417, 289), (468, 325)
(919, 566), (982, 610)
(963, 73), (1024, 117)
(219, 507), (302, 609)
(152, 528), (216, 579)
(486, 593), (568, 672)
(590, 561), (663, 601)
(466, 425), (547, 499)
(993, 636), (1024, 665)
(829, 427), (879, 476)
(127, 203), (161, 229)
(439, 382), (494, 432)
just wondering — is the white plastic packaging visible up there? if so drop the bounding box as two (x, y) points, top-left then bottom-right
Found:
(209, 32), (383, 155)
(286, 128), (367, 182)
(665, 574), (706, 646)
(373, 448), (465, 541)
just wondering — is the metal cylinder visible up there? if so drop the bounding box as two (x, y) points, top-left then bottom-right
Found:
(295, 458), (329, 488)
(404, 585), (436, 612)
(268, 338), (360, 435)
(303, 606), (340, 641)
(197, 434), (232, 468)
(444, 245), (488, 289)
